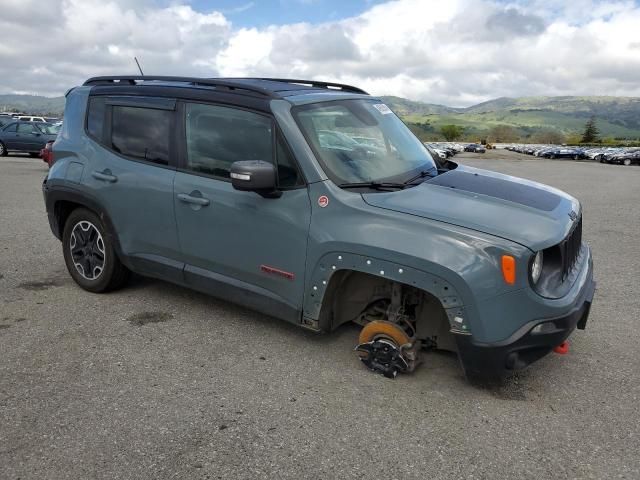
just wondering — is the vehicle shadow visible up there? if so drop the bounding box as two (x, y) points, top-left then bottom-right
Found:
(122, 273), (545, 394)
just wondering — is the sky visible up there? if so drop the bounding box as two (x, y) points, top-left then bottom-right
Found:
(0, 0), (639, 106)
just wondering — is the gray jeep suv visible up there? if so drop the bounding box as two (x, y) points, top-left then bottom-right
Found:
(43, 76), (595, 381)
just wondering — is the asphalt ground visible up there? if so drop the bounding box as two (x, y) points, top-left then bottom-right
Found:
(1, 150), (639, 479)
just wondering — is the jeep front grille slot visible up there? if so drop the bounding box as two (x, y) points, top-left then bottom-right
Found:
(559, 216), (582, 280)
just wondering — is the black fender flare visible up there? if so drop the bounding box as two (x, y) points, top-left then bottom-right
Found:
(43, 182), (129, 268)
(303, 251), (470, 333)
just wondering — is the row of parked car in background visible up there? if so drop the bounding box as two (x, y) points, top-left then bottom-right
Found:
(0, 112), (62, 126)
(0, 112), (61, 164)
(424, 142), (486, 159)
(505, 144), (640, 166)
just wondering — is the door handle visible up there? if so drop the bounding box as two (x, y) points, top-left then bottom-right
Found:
(91, 170), (118, 183)
(177, 193), (210, 206)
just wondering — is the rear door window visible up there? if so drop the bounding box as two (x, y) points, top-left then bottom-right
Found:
(111, 106), (171, 165)
(17, 123), (37, 134)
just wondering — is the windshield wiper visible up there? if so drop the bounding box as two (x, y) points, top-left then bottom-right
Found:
(339, 181), (408, 190)
(403, 169), (436, 185)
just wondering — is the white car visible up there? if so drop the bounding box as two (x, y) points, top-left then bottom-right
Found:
(18, 116), (46, 123)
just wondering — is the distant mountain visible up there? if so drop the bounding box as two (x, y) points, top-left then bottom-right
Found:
(1, 92), (638, 139)
(0, 94), (65, 116)
(379, 95), (458, 116)
(464, 96), (640, 130)
(382, 95), (640, 139)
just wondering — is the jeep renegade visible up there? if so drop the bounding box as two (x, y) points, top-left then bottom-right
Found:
(43, 76), (595, 380)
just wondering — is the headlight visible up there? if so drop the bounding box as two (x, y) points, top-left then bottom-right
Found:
(530, 251), (543, 284)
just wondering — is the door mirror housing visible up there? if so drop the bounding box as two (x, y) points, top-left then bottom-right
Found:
(230, 161), (281, 198)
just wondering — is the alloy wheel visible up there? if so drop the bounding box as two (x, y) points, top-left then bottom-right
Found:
(69, 220), (106, 280)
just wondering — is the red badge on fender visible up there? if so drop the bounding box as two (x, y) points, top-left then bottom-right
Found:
(318, 195), (329, 208)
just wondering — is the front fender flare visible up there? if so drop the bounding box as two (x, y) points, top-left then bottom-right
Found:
(303, 251), (468, 332)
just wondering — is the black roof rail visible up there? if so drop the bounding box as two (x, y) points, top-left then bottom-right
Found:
(253, 78), (369, 95)
(83, 76), (369, 97)
(82, 76), (278, 98)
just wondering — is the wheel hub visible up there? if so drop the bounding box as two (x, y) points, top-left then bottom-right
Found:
(355, 320), (421, 378)
(355, 339), (410, 378)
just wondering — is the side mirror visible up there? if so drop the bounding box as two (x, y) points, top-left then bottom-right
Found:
(230, 160), (281, 198)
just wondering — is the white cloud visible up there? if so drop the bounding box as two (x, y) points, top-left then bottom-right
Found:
(0, 0), (230, 95)
(215, 0), (640, 105)
(0, 0), (639, 105)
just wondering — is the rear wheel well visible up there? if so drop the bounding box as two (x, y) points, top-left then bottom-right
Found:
(54, 200), (85, 238)
(319, 270), (456, 351)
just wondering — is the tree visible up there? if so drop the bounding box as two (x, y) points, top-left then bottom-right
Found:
(565, 133), (583, 145)
(581, 116), (600, 143)
(440, 124), (464, 142)
(407, 121), (434, 141)
(488, 125), (519, 143)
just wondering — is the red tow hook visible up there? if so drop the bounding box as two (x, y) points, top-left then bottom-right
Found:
(554, 341), (569, 355)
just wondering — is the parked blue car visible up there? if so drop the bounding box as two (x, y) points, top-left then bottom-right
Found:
(42, 76), (595, 381)
(541, 147), (585, 160)
(0, 121), (59, 157)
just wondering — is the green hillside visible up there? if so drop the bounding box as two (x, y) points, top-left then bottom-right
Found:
(382, 95), (640, 141)
(0, 94), (65, 116)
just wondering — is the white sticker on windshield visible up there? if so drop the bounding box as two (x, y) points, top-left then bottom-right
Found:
(373, 103), (393, 115)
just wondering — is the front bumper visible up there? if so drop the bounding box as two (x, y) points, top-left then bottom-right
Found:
(455, 274), (596, 380)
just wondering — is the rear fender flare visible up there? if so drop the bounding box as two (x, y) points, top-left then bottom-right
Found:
(44, 184), (128, 268)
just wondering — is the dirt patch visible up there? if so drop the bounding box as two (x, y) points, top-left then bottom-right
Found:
(127, 311), (172, 326)
(17, 278), (66, 291)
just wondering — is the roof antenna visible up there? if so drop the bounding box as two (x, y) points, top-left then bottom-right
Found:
(134, 57), (144, 76)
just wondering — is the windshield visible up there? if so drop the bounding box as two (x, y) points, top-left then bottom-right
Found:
(293, 99), (437, 185)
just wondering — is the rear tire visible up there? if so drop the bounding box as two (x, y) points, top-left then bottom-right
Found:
(29, 152), (39, 158)
(0, 142), (7, 156)
(62, 208), (130, 293)
(623, 158), (632, 166)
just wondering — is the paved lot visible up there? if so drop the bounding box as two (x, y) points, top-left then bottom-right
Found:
(1, 151), (639, 479)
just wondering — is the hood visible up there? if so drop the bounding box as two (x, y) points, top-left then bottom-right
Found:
(362, 165), (580, 251)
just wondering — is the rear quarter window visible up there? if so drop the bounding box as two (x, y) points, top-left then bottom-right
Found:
(86, 96), (106, 141)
